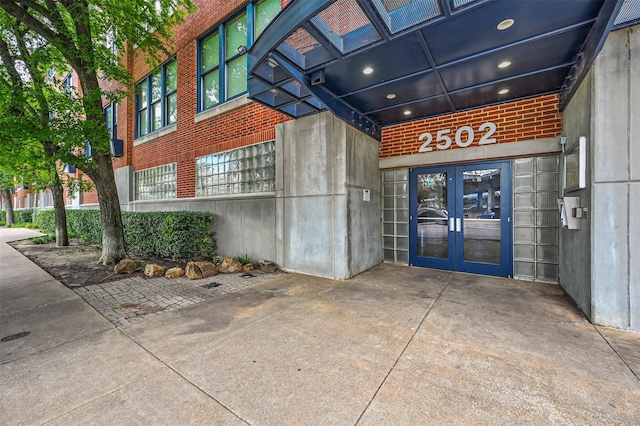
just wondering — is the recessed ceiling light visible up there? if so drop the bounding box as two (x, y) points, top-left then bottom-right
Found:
(363, 67), (374, 75)
(497, 19), (514, 31)
(387, 93), (396, 99)
(498, 89), (509, 95)
(403, 110), (411, 115)
(498, 61), (511, 69)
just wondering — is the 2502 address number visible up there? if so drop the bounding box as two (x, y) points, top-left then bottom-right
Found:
(418, 122), (498, 153)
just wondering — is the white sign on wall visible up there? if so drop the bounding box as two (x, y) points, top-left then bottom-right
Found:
(417, 121), (498, 153)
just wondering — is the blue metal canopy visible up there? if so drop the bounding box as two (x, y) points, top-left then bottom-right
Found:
(248, 0), (624, 141)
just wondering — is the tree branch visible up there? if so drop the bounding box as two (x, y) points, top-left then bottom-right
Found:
(0, 1), (76, 57)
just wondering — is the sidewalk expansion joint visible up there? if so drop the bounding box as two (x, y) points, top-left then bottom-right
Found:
(353, 273), (455, 425)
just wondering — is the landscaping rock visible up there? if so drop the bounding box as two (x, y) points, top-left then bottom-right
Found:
(195, 261), (218, 278)
(165, 267), (185, 278)
(185, 261), (203, 280)
(144, 264), (165, 278)
(258, 260), (278, 273)
(219, 258), (242, 274)
(241, 262), (255, 272)
(114, 259), (143, 274)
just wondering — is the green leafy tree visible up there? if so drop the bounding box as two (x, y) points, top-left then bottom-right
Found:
(0, 14), (72, 242)
(0, 0), (196, 263)
(0, 170), (16, 225)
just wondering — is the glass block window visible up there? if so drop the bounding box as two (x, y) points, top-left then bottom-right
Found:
(382, 169), (409, 264)
(195, 141), (275, 197)
(198, 0), (281, 111)
(135, 163), (177, 201)
(513, 155), (560, 282)
(136, 58), (177, 138)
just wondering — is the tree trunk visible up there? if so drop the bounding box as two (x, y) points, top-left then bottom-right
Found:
(88, 150), (127, 265)
(50, 178), (69, 247)
(2, 189), (15, 225)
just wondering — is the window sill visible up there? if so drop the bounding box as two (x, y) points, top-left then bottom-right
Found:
(194, 94), (251, 124)
(134, 123), (178, 146)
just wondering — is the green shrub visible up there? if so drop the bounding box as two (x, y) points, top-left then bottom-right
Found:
(13, 209), (35, 223)
(0, 210), (5, 222)
(122, 211), (216, 260)
(36, 208), (216, 260)
(35, 209), (55, 232)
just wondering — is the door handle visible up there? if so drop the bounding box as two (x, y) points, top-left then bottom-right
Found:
(449, 218), (455, 232)
(456, 218), (461, 233)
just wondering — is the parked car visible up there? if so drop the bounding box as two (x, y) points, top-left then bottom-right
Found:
(477, 210), (496, 219)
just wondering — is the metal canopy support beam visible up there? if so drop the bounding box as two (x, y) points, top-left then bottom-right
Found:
(559, 0), (625, 110)
(415, 31), (456, 112)
(269, 52), (382, 140)
(249, 0), (334, 73)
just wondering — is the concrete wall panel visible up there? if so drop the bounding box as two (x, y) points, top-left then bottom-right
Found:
(630, 27), (640, 181)
(281, 114), (337, 197)
(593, 29), (630, 183)
(282, 195), (340, 277)
(129, 197), (277, 262)
(630, 182), (640, 330)
(591, 183), (630, 328)
(239, 198), (277, 262)
(278, 112), (382, 279)
(560, 73), (592, 317)
(345, 125), (383, 276)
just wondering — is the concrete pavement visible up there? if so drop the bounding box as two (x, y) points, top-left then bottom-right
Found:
(1, 227), (639, 425)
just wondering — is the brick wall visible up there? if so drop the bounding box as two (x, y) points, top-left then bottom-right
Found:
(379, 94), (562, 157)
(125, 0), (292, 199)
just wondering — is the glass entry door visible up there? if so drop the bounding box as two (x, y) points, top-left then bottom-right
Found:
(409, 161), (512, 277)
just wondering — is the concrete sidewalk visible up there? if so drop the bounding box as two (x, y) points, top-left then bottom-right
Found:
(1, 227), (639, 425)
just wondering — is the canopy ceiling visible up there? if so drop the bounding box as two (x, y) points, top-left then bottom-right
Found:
(249, 0), (624, 140)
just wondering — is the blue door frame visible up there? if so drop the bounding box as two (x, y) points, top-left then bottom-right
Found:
(409, 160), (513, 277)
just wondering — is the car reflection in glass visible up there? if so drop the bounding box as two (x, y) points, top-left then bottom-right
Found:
(417, 207), (448, 225)
(476, 210), (496, 219)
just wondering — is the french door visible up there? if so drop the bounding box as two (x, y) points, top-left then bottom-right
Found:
(409, 161), (512, 277)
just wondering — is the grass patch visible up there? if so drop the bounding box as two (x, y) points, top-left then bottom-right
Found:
(28, 235), (56, 244)
(234, 253), (254, 266)
(7, 222), (38, 229)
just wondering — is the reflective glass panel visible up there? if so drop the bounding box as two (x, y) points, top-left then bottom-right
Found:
(416, 173), (448, 259)
(255, 0), (280, 36)
(226, 13), (247, 60)
(201, 33), (219, 72)
(462, 168), (501, 264)
(203, 70), (220, 108)
(166, 60), (177, 91)
(227, 56), (247, 98)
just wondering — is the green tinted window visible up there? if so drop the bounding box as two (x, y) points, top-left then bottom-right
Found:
(151, 72), (161, 102)
(138, 110), (147, 135)
(152, 102), (162, 131)
(203, 69), (220, 108)
(138, 83), (147, 107)
(167, 93), (177, 124)
(255, 0), (280, 36)
(166, 61), (177, 92)
(227, 56), (247, 98)
(226, 13), (247, 60)
(201, 33), (219, 72)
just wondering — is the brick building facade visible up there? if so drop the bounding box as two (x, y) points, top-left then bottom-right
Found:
(5, 0), (638, 331)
